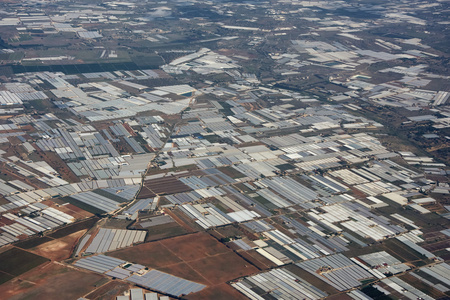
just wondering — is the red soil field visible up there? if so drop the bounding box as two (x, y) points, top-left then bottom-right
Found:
(159, 232), (229, 261)
(0, 262), (104, 300)
(109, 232), (258, 293)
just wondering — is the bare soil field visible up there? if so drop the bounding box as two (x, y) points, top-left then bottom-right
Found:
(165, 208), (198, 232)
(48, 217), (99, 239)
(158, 262), (207, 284)
(84, 280), (131, 300)
(53, 203), (94, 219)
(0, 247), (49, 278)
(109, 232), (258, 294)
(109, 242), (182, 268)
(422, 239), (450, 252)
(187, 251), (256, 285)
(143, 176), (193, 195)
(136, 186), (157, 199)
(0, 262), (104, 300)
(144, 221), (189, 242)
(326, 294), (353, 300)
(185, 283), (248, 300)
(159, 232), (229, 261)
(30, 229), (87, 261)
(36, 150), (79, 183)
(237, 249), (278, 270)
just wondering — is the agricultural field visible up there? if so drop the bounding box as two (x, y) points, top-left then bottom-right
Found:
(0, 247), (49, 281)
(142, 221), (189, 242)
(0, 262), (105, 300)
(48, 217), (99, 239)
(109, 232), (258, 289)
(0, 0), (448, 299)
(237, 249), (278, 270)
(27, 229), (87, 261)
(84, 281), (131, 300)
(108, 240), (182, 269)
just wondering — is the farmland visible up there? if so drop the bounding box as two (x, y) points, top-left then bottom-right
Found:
(0, 262), (105, 300)
(0, 247), (49, 279)
(28, 229), (87, 261)
(109, 232), (258, 288)
(0, 0), (448, 298)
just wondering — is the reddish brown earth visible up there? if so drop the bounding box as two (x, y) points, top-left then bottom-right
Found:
(238, 249), (278, 270)
(109, 232), (258, 294)
(0, 262), (104, 300)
